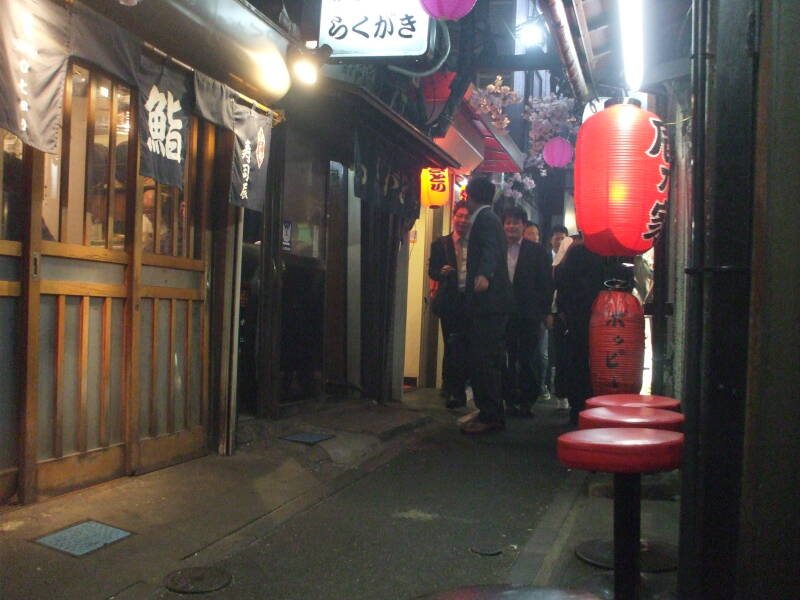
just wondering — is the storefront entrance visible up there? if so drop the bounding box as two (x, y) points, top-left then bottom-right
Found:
(1, 61), (214, 502)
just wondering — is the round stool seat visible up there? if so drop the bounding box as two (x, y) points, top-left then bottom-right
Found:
(558, 428), (683, 474)
(579, 406), (684, 432)
(586, 394), (681, 412)
(413, 585), (602, 599)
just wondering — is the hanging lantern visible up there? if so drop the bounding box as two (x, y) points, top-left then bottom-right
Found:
(421, 0), (478, 21)
(542, 136), (573, 168)
(575, 104), (671, 256)
(421, 167), (451, 208)
(589, 289), (645, 395)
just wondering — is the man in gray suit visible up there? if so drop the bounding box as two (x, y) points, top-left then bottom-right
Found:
(461, 178), (515, 434)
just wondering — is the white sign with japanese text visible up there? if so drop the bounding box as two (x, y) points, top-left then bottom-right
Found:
(319, 0), (433, 58)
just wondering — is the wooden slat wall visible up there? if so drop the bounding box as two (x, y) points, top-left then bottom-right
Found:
(10, 72), (215, 502)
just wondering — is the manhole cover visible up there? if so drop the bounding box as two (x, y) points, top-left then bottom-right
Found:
(164, 567), (232, 594)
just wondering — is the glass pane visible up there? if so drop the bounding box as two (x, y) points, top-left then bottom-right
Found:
(111, 85), (131, 250)
(1, 129), (24, 241)
(141, 176), (156, 253)
(37, 296), (56, 460)
(86, 74), (111, 246)
(155, 299), (170, 435)
(0, 297), (19, 469)
(282, 128), (325, 260)
(158, 186), (174, 254)
(108, 298), (124, 444)
(174, 300), (187, 431)
(139, 298), (153, 436)
(66, 65), (89, 245)
(86, 297), (103, 450)
(42, 126), (62, 241)
(62, 297), (81, 455)
(177, 192), (187, 257)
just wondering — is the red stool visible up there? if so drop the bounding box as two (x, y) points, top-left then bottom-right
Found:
(576, 407), (684, 574)
(586, 394), (681, 412)
(579, 406), (684, 432)
(558, 428), (683, 600)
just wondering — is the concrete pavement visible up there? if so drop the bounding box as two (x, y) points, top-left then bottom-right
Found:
(0, 391), (680, 600)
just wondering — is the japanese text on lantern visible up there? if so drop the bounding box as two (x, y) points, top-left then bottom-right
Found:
(644, 117), (670, 241)
(604, 310), (626, 389)
(421, 167), (450, 208)
(144, 85), (183, 162)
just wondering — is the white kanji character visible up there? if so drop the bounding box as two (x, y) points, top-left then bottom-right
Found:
(145, 85), (167, 155)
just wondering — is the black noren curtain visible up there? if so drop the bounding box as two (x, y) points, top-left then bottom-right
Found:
(360, 203), (403, 402)
(354, 127), (420, 402)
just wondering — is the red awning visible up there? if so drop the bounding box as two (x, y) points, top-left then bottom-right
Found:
(421, 73), (525, 174)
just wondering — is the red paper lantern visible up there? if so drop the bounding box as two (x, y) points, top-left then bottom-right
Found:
(542, 136), (573, 168)
(589, 290), (645, 395)
(421, 0), (478, 21)
(575, 104), (670, 256)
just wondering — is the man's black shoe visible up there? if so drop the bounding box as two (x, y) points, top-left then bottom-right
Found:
(446, 397), (467, 409)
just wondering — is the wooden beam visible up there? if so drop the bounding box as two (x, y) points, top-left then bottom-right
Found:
(0, 281), (21, 297)
(41, 240), (129, 264)
(141, 253), (205, 272)
(18, 148), (43, 503)
(124, 104), (143, 475)
(0, 240), (22, 257)
(41, 281), (127, 298)
(139, 286), (202, 301)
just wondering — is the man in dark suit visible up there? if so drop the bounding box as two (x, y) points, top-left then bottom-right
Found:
(428, 201), (470, 408)
(461, 178), (515, 434)
(501, 207), (553, 417)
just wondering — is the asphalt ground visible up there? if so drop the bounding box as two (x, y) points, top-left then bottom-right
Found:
(154, 396), (578, 599)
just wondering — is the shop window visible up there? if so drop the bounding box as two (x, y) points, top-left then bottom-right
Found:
(48, 64), (133, 249)
(140, 116), (199, 258)
(0, 129), (24, 241)
(282, 128), (326, 261)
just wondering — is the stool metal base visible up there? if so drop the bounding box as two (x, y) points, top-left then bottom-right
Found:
(575, 539), (678, 573)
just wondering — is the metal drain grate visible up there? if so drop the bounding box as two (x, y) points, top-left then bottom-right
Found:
(35, 520), (131, 556)
(280, 432), (335, 445)
(164, 567), (232, 594)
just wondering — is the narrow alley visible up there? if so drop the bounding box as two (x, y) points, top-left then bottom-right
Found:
(0, 390), (679, 600)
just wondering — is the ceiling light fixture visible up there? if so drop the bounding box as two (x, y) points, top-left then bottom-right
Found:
(619, 0), (644, 91)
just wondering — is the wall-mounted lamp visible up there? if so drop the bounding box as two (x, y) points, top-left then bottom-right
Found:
(117, 0), (144, 6)
(289, 44), (332, 86)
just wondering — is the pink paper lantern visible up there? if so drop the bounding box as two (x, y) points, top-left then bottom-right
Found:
(543, 136), (574, 168)
(421, 0), (478, 21)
